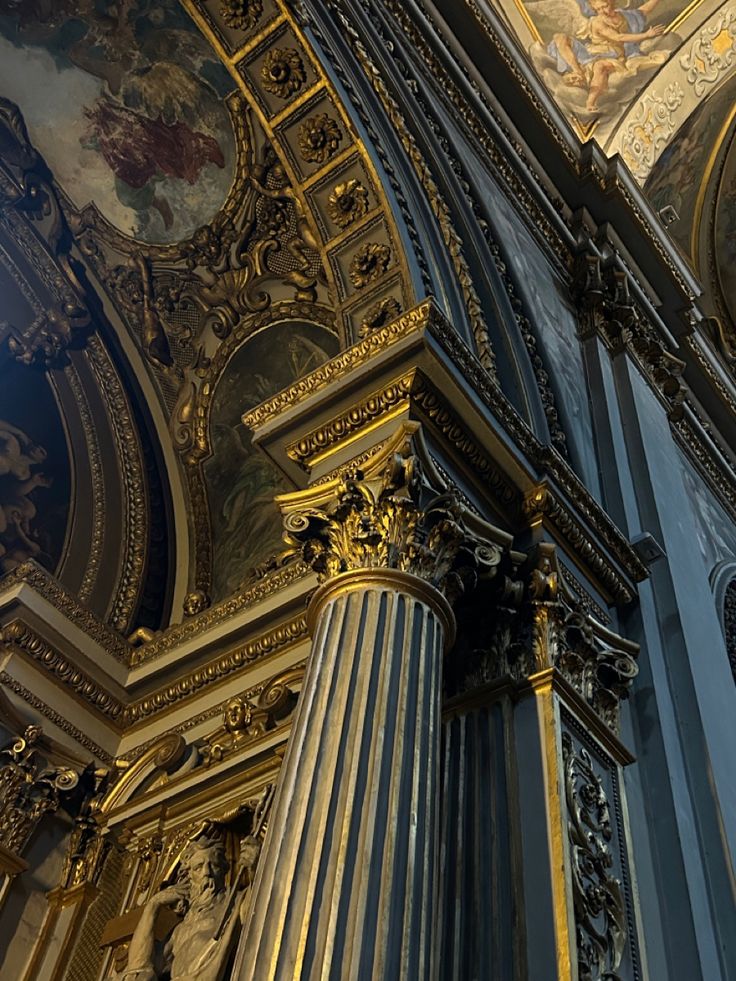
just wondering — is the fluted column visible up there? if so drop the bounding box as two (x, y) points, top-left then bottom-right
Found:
(237, 569), (450, 980)
(234, 430), (505, 980)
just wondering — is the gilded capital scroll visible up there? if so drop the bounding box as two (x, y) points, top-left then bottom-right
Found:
(276, 424), (508, 608)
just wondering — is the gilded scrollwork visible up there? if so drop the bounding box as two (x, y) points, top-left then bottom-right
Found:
(619, 84), (685, 181)
(0, 724), (79, 857)
(562, 733), (627, 980)
(200, 668), (299, 766)
(680, 10), (736, 99)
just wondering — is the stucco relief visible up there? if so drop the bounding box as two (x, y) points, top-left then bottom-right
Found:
(611, 6), (736, 180)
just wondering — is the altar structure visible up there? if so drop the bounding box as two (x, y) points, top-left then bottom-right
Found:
(0, 1), (734, 979)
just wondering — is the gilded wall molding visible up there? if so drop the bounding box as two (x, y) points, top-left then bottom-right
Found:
(351, 0), (569, 454)
(65, 364), (105, 606)
(87, 337), (149, 634)
(0, 672), (111, 763)
(131, 558), (311, 665)
(0, 602), (309, 735)
(245, 299), (646, 600)
(523, 485), (637, 606)
(0, 562), (130, 662)
(1, 620), (125, 723)
(123, 615), (307, 727)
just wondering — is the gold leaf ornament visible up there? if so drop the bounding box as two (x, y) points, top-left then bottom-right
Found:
(298, 113), (343, 163)
(327, 179), (370, 228)
(359, 296), (402, 336)
(349, 242), (391, 288)
(261, 47), (306, 99)
(220, 0), (263, 30)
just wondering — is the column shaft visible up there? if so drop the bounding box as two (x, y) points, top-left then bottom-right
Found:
(237, 579), (445, 980)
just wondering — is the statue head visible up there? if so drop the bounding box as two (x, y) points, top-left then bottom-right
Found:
(240, 834), (261, 872)
(181, 834), (228, 909)
(224, 697), (251, 734)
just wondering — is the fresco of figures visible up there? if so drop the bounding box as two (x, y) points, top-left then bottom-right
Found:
(0, 0), (236, 244)
(204, 322), (339, 601)
(525, 0), (683, 133)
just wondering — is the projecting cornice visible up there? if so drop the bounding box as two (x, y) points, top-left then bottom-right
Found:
(245, 299), (647, 604)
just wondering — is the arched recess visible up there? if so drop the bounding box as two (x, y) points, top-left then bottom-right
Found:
(186, 306), (339, 603)
(0, 98), (178, 634)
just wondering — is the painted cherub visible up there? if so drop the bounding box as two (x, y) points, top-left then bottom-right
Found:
(548, 0), (667, 111)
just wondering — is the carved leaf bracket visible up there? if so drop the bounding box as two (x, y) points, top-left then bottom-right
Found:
(0, 724), (80, 858)
(574, 250), (686, 421)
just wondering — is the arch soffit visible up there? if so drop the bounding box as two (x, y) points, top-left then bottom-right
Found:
(181, 0), (418, 337)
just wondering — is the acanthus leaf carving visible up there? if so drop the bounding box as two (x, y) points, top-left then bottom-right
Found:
(563, 733), (627, 980)
(574, 251), (686, 421)
(0, 724), (80, 857)
(280, 429), (505, 604)
(454, 545), (638, 734)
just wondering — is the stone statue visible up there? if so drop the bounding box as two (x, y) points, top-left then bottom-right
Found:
(121, 831), (261, 981)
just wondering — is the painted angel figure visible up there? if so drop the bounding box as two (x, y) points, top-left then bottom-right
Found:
(546, 0), (667, 111)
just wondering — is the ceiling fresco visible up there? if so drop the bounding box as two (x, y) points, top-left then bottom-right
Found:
(494, 0), (735, 165)
(493, 0), (736, 354)
(0, 0), (415, 616)
(0, 0), (236, 244)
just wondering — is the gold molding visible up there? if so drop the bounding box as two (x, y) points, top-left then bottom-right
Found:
(0, 672), (111, 763)
(242, 300), (434, 428)
(123, 615), (308, 727)
(1, 620), (125, 724)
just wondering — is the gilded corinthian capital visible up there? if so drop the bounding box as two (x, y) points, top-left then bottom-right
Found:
(277, 426), (508, 604)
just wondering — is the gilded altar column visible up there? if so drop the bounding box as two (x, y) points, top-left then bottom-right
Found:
(234, 437), (506, 981)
